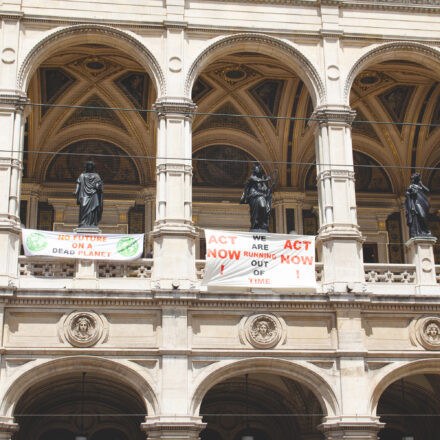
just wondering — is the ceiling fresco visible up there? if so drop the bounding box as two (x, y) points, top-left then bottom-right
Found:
(62, 95), (127, 131)
(39, 68), (76, 116)
(193, 145), (258, 187)
(45, 140), (140, 185)
(249, 79), (284, 128)
(114, 71), (150, 121)
(25, 43), (156, 184)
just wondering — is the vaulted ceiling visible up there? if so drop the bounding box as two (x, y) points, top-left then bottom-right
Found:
(25, 43), (156, 185)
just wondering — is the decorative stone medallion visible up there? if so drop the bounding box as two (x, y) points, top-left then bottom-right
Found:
(63, 311), (106, 347)
(245, 314), (282, 349)
(415, 316), (440, 350)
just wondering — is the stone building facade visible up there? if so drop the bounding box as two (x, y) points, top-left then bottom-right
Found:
(0, 0), (439, 439)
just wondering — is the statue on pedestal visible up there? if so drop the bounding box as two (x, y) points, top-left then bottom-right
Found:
(74, 161), (103, 229)
(240, 165), (278, 232)
(405, 172), (431, 238)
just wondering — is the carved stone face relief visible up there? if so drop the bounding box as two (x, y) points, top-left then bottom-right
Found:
(245, 314), (282, 349)
(62, 311), (107, 347)
(414, 316), (440, 350)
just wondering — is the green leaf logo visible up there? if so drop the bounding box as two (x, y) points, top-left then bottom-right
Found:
(117, 237), (139, 257)
(26, 232), (48, 252)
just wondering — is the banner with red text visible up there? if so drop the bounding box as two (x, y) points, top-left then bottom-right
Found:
(22, 229), (144, 261)
(202, 230), (316, 290)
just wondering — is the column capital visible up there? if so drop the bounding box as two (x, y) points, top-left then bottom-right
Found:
(0, 417), (19, 439)
(141, 416), (206, 439)
(310, 106), (356, 128)
(319, 416), (384, 440)
(153, 98), (197, 120)
(0, 92), (30, 114)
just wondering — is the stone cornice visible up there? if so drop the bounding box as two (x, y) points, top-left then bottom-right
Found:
(5, 289), (440, 311)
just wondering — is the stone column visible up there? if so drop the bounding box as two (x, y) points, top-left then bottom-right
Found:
(27, 185), (40, 229)
(142, 416), (206, 440)
(319, 416), (384, 440)
(406, 236), (438, 294)
(310, 108), (364, 292)
(0, 94), (28, 287)
(151, 99), (197, 290)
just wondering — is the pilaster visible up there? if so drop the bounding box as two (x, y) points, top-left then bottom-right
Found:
(151, 99), (197, 289)
(310, 107), (364, 292)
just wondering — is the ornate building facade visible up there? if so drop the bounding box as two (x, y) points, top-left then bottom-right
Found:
(0, 0), (439, 439)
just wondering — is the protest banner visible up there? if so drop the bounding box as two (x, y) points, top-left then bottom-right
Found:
(202, 229), (316, 290)
(22, 229), (144, 261)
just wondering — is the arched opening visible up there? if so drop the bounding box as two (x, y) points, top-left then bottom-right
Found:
(19, 28), (158, 239)
(12, 370), (147, 440)
(190, 39), (319, 250)
(347, 46), (440, 263)
(198, 372), (325, 440)
(377, 374), (440, 440)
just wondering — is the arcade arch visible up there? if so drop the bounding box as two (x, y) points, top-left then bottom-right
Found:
(370, 360), (440, 440)
(190, 41), (317, 236)
(347, 45), (440, 263)
(19, 28), (158, 234)
(2, 356), (157, 440)
(191, 358), (338, 419)
(194, 360), (327, 440)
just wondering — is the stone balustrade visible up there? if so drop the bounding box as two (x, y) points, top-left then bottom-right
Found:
(16, 257), (439, 293)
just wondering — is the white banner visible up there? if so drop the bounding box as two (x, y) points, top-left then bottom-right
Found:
(202, 230), (316, 290)
(22, 229), (144, 261)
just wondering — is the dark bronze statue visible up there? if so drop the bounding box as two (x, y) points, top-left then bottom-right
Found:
(405, 172), (431, 238)
(74, 161), (103, 228)
(240, 165), (278, 232)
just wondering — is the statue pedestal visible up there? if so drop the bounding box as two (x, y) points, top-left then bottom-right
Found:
(406, 236), (438, 293)
(74, 226), (102, 234)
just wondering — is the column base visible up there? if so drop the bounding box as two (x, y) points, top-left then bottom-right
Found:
(141, 416), (206, 440)
(318, 228), (366, 291)
(0, 223), (20, 288)
(319, 416), (384, 440)
(74, 226), (102, 234)
(151, 223), (198, 290)
(406, 236), (438, 288)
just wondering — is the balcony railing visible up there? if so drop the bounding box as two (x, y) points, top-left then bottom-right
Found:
(19, 256), (153, 279)
(364, 263), (416, 283)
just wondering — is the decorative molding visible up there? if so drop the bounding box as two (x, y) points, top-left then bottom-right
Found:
(17, 24), (165, 95)
(185, 33), (325, 103)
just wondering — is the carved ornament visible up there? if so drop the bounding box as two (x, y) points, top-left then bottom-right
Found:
(414, 316), (440, 350)
(242, 313), (284, 349)
(60, 310), (108, 347)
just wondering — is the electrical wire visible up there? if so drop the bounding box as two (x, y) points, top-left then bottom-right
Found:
(13, 413), (440, 417)
(11, 148), (440, 171)
(22, 101), (440, 128)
